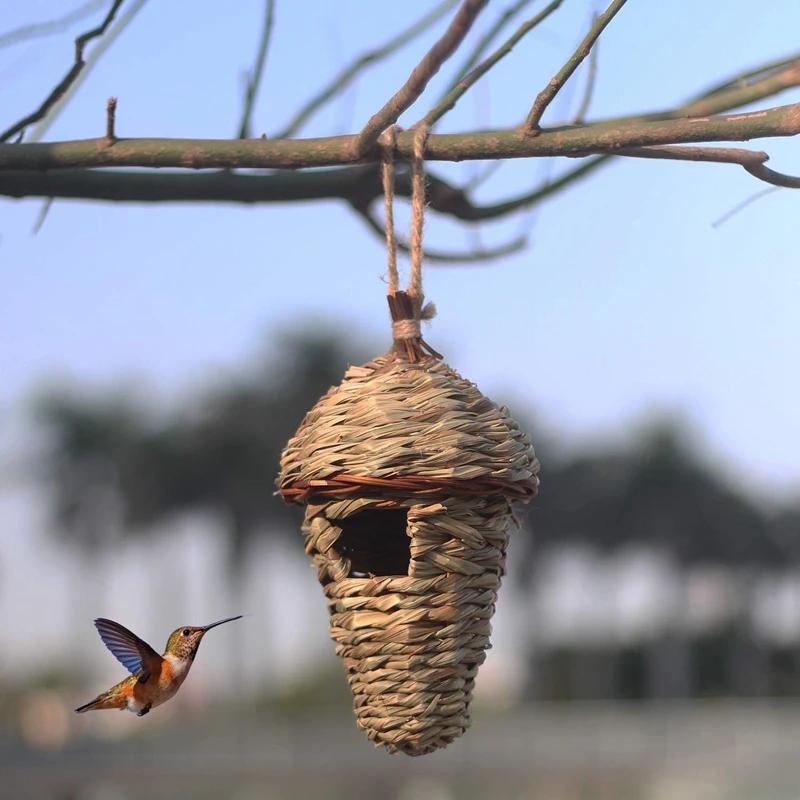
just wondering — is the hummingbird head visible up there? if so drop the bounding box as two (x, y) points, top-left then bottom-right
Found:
(165, 615), (244, 661)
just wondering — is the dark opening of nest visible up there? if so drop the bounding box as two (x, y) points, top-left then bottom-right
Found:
(333, 508), (410, 577)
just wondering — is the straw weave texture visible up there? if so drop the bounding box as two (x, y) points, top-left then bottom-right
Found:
(277, 350), (539, 755)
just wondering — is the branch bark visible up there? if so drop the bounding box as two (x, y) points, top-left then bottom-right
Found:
(2, 103), (799, 171)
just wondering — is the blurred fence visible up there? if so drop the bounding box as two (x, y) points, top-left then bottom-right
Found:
(4, 701), (800, 800)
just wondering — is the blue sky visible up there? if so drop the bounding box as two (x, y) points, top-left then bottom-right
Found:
(1, 1), (799, 489)
(1, 0), (799, 688)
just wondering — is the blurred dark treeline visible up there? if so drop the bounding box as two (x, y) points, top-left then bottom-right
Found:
(31, 325), (800, 703)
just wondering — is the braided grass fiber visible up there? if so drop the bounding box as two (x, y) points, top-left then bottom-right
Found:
(277, 350), (539, 755)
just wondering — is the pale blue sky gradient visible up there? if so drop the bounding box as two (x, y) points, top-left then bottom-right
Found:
(2, 0), (799, 490)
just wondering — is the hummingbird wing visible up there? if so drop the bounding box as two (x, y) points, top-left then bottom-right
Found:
(94, 618), (162, 683)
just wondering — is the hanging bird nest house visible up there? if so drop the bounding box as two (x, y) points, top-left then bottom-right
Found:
(277, 291), (539, 756)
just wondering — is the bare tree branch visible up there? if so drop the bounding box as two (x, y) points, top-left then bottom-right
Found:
(0, 0), (107, 50)
(273, 0), (460, 140)
(4, 102), (799, 171)
(354, 0), (489, 155)
(712, 187), (781, 228)
(571, 14), (599, 124)
(354, 200), (528, 262)
(524, 0), (629, 132)
(431, 0), (537, 113)
(0, 0), (126, 143)
(237, 0), (275, 139)
(420, 0), (564, 128)
(22, 0), (149, 145)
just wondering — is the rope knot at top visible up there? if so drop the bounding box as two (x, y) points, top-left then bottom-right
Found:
(380, 124), (441, 364)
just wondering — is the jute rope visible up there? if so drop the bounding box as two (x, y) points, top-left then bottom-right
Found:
(379, 125), (439, 362)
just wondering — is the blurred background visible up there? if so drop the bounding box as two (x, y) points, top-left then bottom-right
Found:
(2, 1), (800, 798)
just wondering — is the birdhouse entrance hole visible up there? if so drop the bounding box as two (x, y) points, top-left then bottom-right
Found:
(333, 507), (410, 577)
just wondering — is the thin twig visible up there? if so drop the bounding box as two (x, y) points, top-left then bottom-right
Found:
(0, 0), (107, 49)
(420, 0), (564, 127)
(712, 187), (781, 228)
(106, 97), (117, 140)
(524, 0), (628, 132)
(355, 0), (489, 155)
(356, 202), (527, 263)
(32, 198), (55, 234)
(432, 0), (539, 111)
(237, 0), (275, 139)
(273, 0), (460, 140)
(695, 53), (800, 100)
(24, 0), (149, 145)
(571, 13), (599, 124)
(0, 0), (126, 143)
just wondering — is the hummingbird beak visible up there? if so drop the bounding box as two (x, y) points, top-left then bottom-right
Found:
(201, 615), (244, 633)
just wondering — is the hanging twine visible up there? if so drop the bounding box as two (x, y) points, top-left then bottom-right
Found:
(380, 124), (441, 363)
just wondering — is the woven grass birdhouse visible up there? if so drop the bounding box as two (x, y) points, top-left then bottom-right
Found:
(277, 291), (539, 756)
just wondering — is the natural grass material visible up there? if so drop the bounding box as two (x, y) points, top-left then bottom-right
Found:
(277, 349), (539, 755)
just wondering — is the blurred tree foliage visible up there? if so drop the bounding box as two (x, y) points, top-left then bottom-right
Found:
(31, 323), (800, 700)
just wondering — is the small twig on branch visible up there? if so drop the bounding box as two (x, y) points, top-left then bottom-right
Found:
(0, 0), (125, 143)
(237, 0), (275, 139)
(0, 0), (107, 50)
(524, 0), (628, 133)
(571, 14), (599, 124)
(355, 0), (489, 155)
(420, 0), (564, 128)
(713, 187), (781, 228)
(106, 97), (118, 141)
(273, 0), (460, 139)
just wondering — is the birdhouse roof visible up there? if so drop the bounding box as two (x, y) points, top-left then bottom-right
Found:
(277, 352), (539, 504)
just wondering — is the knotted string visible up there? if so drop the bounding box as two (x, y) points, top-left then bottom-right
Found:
(379, 124), (440, 363)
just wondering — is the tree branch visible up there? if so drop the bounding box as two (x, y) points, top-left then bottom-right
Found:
(354, 0), (488, 155)
(524, 0), (629, 132)
(571, 13), (599, 124)
(3, 103), (799, 171)
(430, 0), (538, 116)
(420, 0), (564, 128)
(0, 0), (107, 50)
(273, 0), (460, 140)
(0, 0), (126, 143)
(237, 0), (275, 139)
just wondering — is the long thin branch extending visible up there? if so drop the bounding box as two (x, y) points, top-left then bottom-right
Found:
(354, 0), (489, 155)
(356, 201), (527, 262)
(237, 0), (275, 139)
(0, 0), (125, 143)
(431, 0), (538, 113)
(273, 0), (459, 140)
(420, 0), (564, 127)
(571, 14), (599, 124)
(0, 0), (107, 50)
(524, 0), (629, 132)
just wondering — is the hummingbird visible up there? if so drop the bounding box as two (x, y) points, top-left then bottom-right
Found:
(75, 615), (244, 717)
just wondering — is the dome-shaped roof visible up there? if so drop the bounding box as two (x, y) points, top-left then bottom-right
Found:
(277, 351), (539, 503)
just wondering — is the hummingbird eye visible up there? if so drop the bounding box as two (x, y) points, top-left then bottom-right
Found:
(182, 629), (190, 636)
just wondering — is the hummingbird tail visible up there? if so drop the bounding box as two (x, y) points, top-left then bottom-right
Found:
(74, 692), (125, 713)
